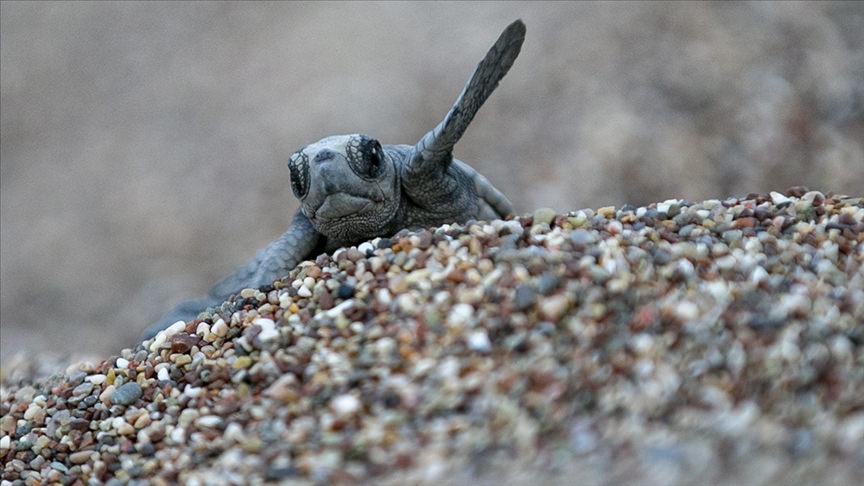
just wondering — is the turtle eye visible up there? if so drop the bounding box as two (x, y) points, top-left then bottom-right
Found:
(368, 141), (383, 174)
(346, 135), (385, 180)
(288, 152), (309, 198)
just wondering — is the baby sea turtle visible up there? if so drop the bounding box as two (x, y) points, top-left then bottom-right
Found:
(146, 20), (525, 337)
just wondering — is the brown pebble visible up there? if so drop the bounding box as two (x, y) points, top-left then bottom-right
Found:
(170, 334), (199, 354)
(319, 291), (334, 310)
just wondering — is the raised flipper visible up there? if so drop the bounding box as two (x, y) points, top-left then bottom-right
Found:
(403, 19), (525, 198)
(143, 210), (321, 338)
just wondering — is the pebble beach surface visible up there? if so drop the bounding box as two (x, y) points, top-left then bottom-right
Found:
(2, 189), (863, 485)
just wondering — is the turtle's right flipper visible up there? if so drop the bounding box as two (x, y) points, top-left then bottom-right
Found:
(143, 210), (322, 339)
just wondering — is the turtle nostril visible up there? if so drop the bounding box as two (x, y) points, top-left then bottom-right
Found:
(314, 149), (336, 163)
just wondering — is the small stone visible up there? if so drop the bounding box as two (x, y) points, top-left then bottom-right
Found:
(770, 191), (792, 206)
(115, 419), (135, 436)
(514, 285), (537, 311)
(233, 356), (253, 369)
(170, 333), (198, 354)
(195, 416), (223, 428)
(212, 319), (228, 337)
(533, 207), (557, 225)
(297, 286), (312, 298)
(253, 318), (279, 342)
(330, 394), (361, 418)
(336, 284), (355, 299)
(597, 206), (616, 218)
(570, 229), (596, 247)
(111, 383), (142, 406)
(265, 374), (300, 404)
(69, 450), (93, 465)
(134, 414), (151, 429)
(674, 301), (700, 322)
(72, 382), (94, 396)
(539, 295), (570, 321)
(467, 331), (491, 353)
(99, 385), (115, 405)
(358, 241), (375, 255)
(86, 374), (106, 385)
(447, 303), (474, 327)
(0, 435), (10, 450)
(537, 273), (561, 296)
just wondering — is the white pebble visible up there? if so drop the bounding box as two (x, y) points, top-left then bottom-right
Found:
(196, 415), (223, 428)
(325, 300), (355, 319)
(467, 331), (491, 353)
(224, 422), (246, 442)
(212, 319), (228, 337)
(279, 292), (292, 308)
(297, 286), (312, 298)
(750, 266), (768, 284)
(253, 318), (279, 342)
(675, 301), (700, 322)
(447, 303), (474, 327)
(0, 435), (9, 450)
(196, 322), (210, 336)
(358, 241), (374, 254)
(183, 386), (203, 398)
(376, 288), (392, 305)
(115, 358), (129, 369)
(166, 320), (186, 337)
(170, 427), (185, 443)
(86, 374), (106, 385)
(770, 191), (791, 205)
(157, 368), (171, 382)
(330, 394), (361, 418)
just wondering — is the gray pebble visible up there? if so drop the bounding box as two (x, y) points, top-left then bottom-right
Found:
(111, 382), (143, 406)
(72, 382), (94, 396)
(570, 229), (596, 247)
(514, 285), (537, 310)
(537, 273), (561, 296)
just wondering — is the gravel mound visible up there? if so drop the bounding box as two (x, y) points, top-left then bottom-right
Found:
(2, 189), (863, 485)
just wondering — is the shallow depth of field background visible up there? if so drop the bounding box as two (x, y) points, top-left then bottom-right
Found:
(2, 1), (863, 361)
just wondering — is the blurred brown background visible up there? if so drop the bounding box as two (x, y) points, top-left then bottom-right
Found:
(2, 1), (863, 362)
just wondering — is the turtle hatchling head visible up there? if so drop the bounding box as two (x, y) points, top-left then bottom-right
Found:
(287, 134), (400, 241)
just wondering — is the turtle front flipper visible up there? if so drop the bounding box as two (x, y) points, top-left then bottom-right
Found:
(403, 19), (525, 200)
(143, 210), (322, 339)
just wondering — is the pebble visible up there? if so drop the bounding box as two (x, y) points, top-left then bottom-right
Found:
(514, 285), (537, 310)
(467, 331), (492, 353)
(770, 191), (792, 206)
(111, 382), (142, 406)
(533, 207), (557, 225)
(330, 394), (361, 418)
(1, 189), (861, 485)
(212, 319), (228, 337)
(69, 450), (94, 464)
(253, 318), (279, 342)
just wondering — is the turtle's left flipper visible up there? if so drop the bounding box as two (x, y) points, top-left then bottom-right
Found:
(404, 20), (526, 189)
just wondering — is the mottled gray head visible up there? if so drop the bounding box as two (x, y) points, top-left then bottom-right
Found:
(287, 134), (400, 241)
